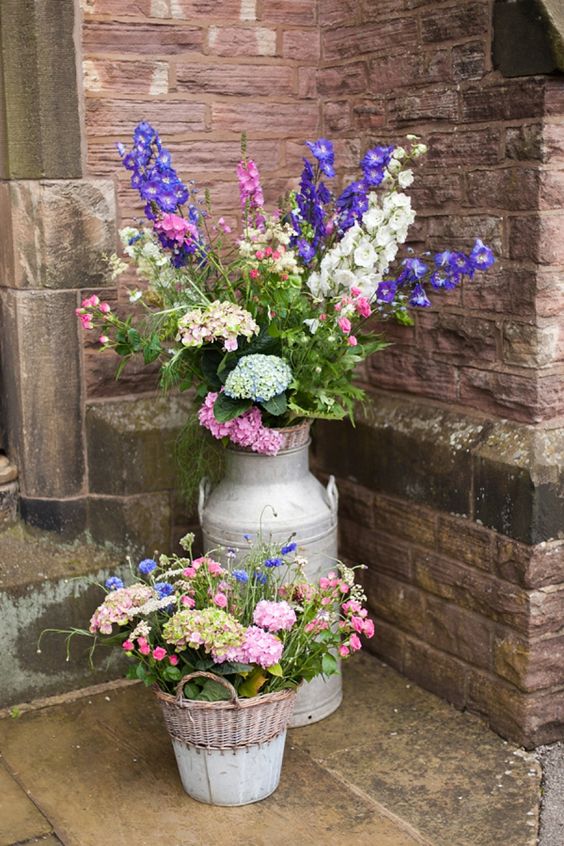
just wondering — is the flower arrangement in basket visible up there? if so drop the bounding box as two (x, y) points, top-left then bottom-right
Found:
(76, 124), (494, 493)
(46, 533), (373, 805)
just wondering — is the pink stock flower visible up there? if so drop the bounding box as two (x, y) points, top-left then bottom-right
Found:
(153, 646), (167, 661)
(349, 634), (362, 651)
(183, 567), (197, 579)
(181, 595), (195, 608)
(355, 296), (372, 318)
(337, 317), (352, 335)
(208, 560), (224, 575)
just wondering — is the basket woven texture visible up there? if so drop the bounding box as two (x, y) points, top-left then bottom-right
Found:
(156, 672), (297, 750)
(276, 422), (311, 451)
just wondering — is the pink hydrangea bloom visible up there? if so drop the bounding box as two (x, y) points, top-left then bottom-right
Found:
(198, 392), (283, 456)
(253, 600), (297, 633)
(89, 584), (154, 635)
(238, 626), (283, 668)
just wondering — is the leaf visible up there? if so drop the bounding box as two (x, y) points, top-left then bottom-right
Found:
(213, 393), (252, 423)
(200, 348), (224, 390)
(162, 665), (182, 681)
(180, 681), (201, 700)
(212, 661), (254, 675)
(321, 653), (339, 677)
(143, 334), (161, 364)
(261, 392), (287, 416)
(196, 679), (232, 702)
(191, 654), (215, 671)
(267, 662), (283, 677)
(238, 668), (268, 698)
(135, 663), (147, 681)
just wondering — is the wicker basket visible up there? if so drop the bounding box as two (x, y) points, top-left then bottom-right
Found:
(155, 671), (297, 750)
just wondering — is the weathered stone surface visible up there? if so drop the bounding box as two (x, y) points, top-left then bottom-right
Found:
(0, 482), (18, 529)
(472, 424), (564, 544)
(0, 522), (125, 706)
(493, 0), (560, 77)
(0, 289), (85, 499)
(315, 397), (485, 518)
(495, 538), (564, 588)
(0, 0), (82, 178)
(88, 491), (172, 555)
(20, 497), (87, 539)
(86, 394), (192, 495)
(494, 630), (564, 692)
(0, 456), (17, 484)
(0, 655), (542, 846)
(0, 180), (117, 289)
(0, 762), (53, 844)
(404, 639), (468, 709)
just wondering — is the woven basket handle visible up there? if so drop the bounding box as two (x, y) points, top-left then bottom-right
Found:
(175, 671), (239, 705)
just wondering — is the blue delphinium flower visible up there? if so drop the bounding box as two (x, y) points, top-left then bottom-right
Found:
(264, 557), (283, 568)
(469, 239), (495, 272)
(105, 576), (124, 591)
(376, 280), (398, 303)
(116, 121), (205, 268)
(335, 180), (369, 232)
(281, 542), (297, 555)
(402, 257), (428, 280)
(409, 284), (432, 308)
(306, 138), (335, 178)
(233, 569), (249, 583)
(155, 582), (174, 599)
(139, 558), (157, 575)
(224, 354), (292, 403)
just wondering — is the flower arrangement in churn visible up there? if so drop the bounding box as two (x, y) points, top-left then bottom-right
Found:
(76, 124), (494, 470)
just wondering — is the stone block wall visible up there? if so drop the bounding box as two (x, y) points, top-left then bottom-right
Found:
(311, 0), (564, 748)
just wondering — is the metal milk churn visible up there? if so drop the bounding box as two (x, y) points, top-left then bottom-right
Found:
(198, 434), (342, 727)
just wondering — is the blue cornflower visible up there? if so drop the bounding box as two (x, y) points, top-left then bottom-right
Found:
(243, 533), (252, 541)
(281, 542), (297, 555)
(254, 571), (267, 584)
(139, 558), (157, 575)
(409, 284), (432, 308)
(155, 582), (174, 599)
(233, 569), (249, 583)
(227, 548), (237, 559)
(265, 557), (283, 568)
(105, 576), (124, 591)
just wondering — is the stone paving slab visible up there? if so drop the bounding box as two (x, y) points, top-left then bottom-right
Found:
(0, 653), (541, 846)
(0, 761), (53, 846)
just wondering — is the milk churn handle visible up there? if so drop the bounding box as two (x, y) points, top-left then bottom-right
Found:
(325, 475), (339, 519)
(198, 476), (212, 525)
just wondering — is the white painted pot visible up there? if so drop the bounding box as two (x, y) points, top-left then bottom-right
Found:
(198, 433), (342, 727)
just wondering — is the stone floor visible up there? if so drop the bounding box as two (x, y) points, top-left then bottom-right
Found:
(0, 652), (541, 846)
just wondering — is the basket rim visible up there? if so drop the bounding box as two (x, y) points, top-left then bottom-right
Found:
(154, 683), (297, 712)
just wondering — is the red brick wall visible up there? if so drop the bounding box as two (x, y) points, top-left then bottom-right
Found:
(317, 0), (564, 424)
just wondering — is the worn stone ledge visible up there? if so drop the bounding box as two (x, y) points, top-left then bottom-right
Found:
(314, 393), (564, 544)
(0, 179), (117, 289)
(0, 522), (126, 706)
(86, 393), (193, 496)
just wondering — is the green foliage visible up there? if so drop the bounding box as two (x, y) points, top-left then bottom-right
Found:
(175, 411), (225, 507)
(213, 393), (252, 422)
